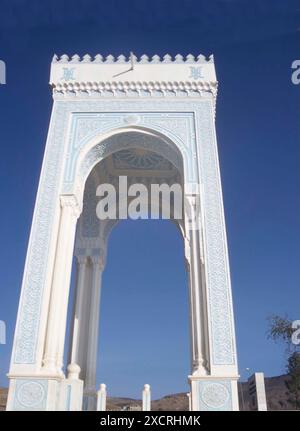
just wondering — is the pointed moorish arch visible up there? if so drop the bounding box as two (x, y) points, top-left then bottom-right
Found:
(69, 133), (189, 409)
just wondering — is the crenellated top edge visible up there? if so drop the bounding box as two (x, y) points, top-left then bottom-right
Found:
(52, 53), (214, 64)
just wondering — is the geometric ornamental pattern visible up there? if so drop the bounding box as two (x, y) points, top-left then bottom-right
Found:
(112, 148), (173, 171)
(201, 383), (230, 409)
(15, 380), (47, 409)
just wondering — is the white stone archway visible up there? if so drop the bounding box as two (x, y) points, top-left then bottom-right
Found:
(6, 54), (239, 411)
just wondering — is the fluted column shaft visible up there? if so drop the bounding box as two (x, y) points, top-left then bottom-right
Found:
(186, 195), (208, 375)
(69, 256), (89, 366)
(85, 256), (104, 394)
(43, 195), (81, 374)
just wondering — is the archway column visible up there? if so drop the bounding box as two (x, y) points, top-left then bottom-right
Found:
(185, 195), (209, 376)
(69, 255), (89, 367)
(84, 254), (105, 411)
(184, 183), (239, 410)
(42, 195), (82, 375)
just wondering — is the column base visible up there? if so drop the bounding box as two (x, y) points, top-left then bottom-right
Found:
(6, 375), (83, 411)
(189, 375), (239, 411)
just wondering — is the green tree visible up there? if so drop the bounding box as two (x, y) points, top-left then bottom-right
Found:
(285, 352), (300, 409)
(268, 315), (300, 409)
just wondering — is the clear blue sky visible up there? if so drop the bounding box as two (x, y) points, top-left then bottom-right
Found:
(0, 1), (299, 400)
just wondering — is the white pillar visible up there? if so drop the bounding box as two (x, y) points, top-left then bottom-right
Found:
(185, 195), (209, 375)
(42, 195), (81, 375)
(85, 255), (104, 410)
(69, 255), (89, 367)
(96, 384), (107, 411)
(186, 192), (239, 411)
(142, 384), (151, 411)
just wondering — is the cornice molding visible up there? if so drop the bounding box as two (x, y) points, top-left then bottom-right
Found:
(52, 80), (218, 98)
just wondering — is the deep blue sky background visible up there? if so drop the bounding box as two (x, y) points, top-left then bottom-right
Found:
(0, 1), (299, 399)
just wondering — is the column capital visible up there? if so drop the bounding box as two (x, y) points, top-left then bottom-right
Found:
(60, 195), (82, 218)
(90, 255), (105, 270)
(184, 193), (201, 232)
(185, 194), (200, 210)
(75, 255), (88, 266)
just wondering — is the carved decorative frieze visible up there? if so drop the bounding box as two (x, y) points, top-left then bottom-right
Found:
(52, 81), (217, 99)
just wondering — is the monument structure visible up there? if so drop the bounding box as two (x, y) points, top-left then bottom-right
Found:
(6, 53), (239, 410)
